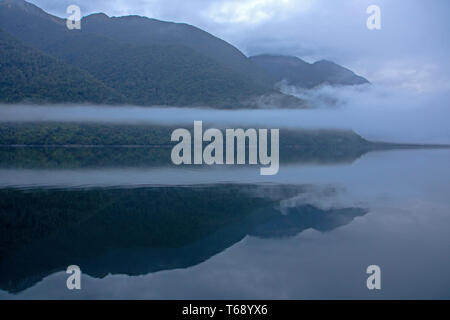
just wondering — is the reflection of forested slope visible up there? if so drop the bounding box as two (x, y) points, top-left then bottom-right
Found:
(0, 123), (369, 146)
(2, 122), (439, 169)
(0, 146), (367, 169)
(0, 185), (367, 293)
(0, 123), (372, 167)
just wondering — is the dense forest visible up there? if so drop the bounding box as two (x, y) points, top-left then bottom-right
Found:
(0, 29), (124, 104)
(0, 0), (366, 108)
(0, 0), (288, 108)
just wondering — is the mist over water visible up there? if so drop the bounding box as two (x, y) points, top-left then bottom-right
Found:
(1, 86), (450, 299)
(1, 84), (449, 144)
(1, 148), (450, 299)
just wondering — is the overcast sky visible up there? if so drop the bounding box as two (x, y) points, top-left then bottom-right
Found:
(26, 0), (450, 92)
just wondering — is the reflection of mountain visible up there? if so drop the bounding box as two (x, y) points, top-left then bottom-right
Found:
(0, 123), (377, 169)
(2, 123), (444, 170)
(0, 145), (368, 169)
(0, 185), (367, 293)
(250, 205), (366, 238)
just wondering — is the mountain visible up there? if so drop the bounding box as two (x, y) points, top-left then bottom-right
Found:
(0, 28), (124, 104)
(249, 54), (370, 88)
(0, 0), (300, 108)
(81, 13), (274, 88)
(45, 34), (271, 107)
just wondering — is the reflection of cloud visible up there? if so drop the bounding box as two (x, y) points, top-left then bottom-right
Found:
(278, 185), (352, 214)
(2, 194), (450, 299)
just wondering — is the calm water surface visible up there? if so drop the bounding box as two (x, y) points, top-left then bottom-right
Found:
(0, 148), (449, 299)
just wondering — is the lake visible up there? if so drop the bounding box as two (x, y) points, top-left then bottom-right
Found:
(0, 146), (449, 299)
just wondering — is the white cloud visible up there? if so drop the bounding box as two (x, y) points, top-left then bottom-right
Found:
(206, 0), (311, 24)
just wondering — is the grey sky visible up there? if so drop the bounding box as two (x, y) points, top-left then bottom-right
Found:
(25, 0), (450, 92)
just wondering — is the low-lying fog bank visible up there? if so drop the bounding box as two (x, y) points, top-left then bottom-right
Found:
(1, 85), (449, 144)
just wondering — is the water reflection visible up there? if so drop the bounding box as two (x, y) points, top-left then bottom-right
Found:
(0, 184), (366, 293)
(0, 148), (449, 299)
(0, 145), (367, 169)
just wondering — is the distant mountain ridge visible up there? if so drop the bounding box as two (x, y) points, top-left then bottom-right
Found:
(81, 12), (274, 88)
(1, 0), (286, 107)
(0, 0), (368, 107)
(250, 54), (370, 88)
